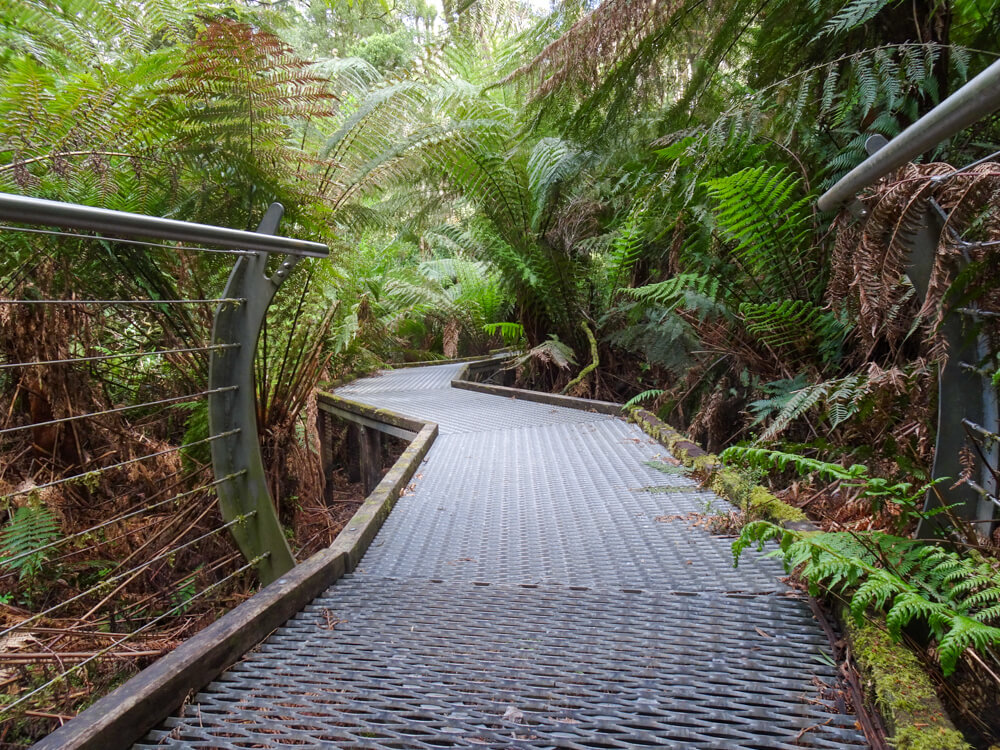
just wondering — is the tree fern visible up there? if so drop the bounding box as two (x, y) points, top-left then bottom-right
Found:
(683, 41), (962, 196)
(311, 56), (383, 99)
(704, 166), (816, 301)
(526, 137), (591, 232)
(2, 0), (203, 69)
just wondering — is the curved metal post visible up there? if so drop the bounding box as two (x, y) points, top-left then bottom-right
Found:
(909, 207), (994, 536)
(209, 203), (300, 583)
(852, 136), (997, 537)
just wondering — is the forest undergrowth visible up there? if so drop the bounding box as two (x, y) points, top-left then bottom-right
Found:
(3, 0), (1000, 745)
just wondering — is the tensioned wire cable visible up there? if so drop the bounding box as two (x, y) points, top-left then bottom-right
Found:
(0, 387), (237, 438)
(24, 517), (192, 583)
(929, 148), (1000, 183)
(21, 467), (200, 565)
(0, 299), (245, 304)
(0, 343), (239, 370)
(0, 514), (258, 640)
(2, 546), (239, 653)
(107, 550), (245, 626)
(962, 418), (1000, 443)
(0, 554), (267, 716)
(0, 472), (246, 573)
(0, 430), (239, 501)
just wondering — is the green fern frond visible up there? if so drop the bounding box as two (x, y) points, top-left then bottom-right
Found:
(852, 570), (902, 622)
(606, 204), (646, 297)
(0, 504), (61, 580)
(625, 388), (664, 408)
(721, 445), (863, 482)
(483, 321), (525, 346)
(626, 273), (720, 311)
(979, 604), (1000, 624)
(526, 137), (590, 231)
(734, 521), (1000, 676)
(759, 383), (829, 439)
(752, 370), (874, 440)
(936, 616), (1000, 675)
(606, 308), (697, 376)
(704, 166), (816, 300)
(739, 299), (838, 351)
(886, 591), (948, 638)
(819, 0), (893, 39)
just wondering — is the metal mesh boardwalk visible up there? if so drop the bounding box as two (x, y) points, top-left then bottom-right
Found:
(139, 364), (869, 749)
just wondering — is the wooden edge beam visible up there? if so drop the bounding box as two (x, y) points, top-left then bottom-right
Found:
(450, 377), (622, 416)
(33, 406), (437, 750)
(389, 349), (514, 369)
(316, 391), (428, 434)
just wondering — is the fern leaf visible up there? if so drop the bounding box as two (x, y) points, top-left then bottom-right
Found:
(0, 504), (61, 579)
(483, 321), (525, 346)
(704, 166), (815, 300)
(627, 273), (720, 312)
(819, 0), (893, 39)
(606, 204), (646, 296)
(526, 137), (590, 231)
(935, 616), (1000, 676)
(625, 389), (664, 408)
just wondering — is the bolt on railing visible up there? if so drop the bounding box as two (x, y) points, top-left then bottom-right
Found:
(819, 63), (1000, 538)
(0, 192), (327, 729)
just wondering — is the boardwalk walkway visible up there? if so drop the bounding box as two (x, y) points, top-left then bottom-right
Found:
(139, 363), (868, 749)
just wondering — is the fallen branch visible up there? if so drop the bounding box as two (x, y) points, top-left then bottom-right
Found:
(24, 711), (76, 723)
(0, 650), (166, 663)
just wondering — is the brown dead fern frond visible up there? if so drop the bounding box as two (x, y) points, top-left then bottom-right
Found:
(544, 196), (605, 253)
(829, 161), (1000, 362)
(504, 0), (682, 103)
(169, 20), (339, 211)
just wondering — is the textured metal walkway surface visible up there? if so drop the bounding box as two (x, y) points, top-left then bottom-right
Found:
(140, 364), (869, 749)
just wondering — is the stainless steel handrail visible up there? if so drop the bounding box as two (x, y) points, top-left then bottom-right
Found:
(0, 192), (329, 257)
(817, 57), (1000, 211)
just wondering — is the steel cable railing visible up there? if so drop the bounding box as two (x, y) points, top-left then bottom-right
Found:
(1, 554), (265, 719)
(819, 64), (1000, 538)
(817, 58), (1000, 212)
(0, 192), (327, 736)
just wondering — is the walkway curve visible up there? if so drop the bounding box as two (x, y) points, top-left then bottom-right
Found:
(138, 363), (869, 749)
